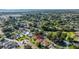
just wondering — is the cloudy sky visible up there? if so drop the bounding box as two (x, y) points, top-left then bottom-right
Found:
(0, 0), (78, 9)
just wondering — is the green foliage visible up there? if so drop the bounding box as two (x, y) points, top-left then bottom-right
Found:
(16, 35), (30, 41)
(30, 38), (36, 44)
(68, 45), (76, 49)
(66, 32), (77, 41)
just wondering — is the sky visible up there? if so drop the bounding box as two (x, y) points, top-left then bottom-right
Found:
(0, 0), (79, 9)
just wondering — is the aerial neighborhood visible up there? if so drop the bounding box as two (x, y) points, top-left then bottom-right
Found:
(0, 9), (79, 49)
